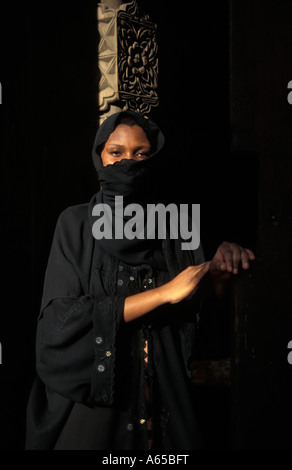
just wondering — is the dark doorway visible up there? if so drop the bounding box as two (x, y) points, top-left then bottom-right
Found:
(1, 1), (291, 451)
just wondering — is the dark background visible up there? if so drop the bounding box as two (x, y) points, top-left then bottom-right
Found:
(0, 0), (291, 450)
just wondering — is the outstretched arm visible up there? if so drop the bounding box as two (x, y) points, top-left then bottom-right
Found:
(123, 262), (210, 323)
(123, 241), (256, 322)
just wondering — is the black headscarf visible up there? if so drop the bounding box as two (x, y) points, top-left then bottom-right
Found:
(91, 111), (166, 269)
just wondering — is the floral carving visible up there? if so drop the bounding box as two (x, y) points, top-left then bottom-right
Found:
(128, 41), (148, 75)
(117, 11), (159, 114)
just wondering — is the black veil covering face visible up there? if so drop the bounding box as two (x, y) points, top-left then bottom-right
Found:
(90, 111), (167, 269)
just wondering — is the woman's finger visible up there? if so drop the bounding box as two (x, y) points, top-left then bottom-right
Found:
(231, 243), (242, 273)
(195, 261), (210, 277)
(218, 244), (233, 272)
(246, 248), (256, 260)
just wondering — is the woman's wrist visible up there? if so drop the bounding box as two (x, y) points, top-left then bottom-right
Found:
(123, 285), (169, 323)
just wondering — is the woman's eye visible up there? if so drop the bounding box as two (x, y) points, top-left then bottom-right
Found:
(111, 151), (122, 157)
(136, 152), (149, 158)
(108, 150), (150, 159)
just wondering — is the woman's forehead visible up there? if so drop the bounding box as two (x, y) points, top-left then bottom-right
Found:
(105, 124), (151, 145)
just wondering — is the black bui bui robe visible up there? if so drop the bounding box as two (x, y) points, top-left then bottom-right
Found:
(25, 111), (211, 450)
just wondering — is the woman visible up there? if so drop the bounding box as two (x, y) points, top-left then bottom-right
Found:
(25, 111), (254, 450)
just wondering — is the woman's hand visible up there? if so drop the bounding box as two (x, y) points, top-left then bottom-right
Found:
(158, 262), (210, 304)
(209, 241), (255, 296)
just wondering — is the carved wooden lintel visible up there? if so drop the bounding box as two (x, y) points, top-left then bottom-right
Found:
(117, 4), (159, 114)
(97, 1), (159, 123)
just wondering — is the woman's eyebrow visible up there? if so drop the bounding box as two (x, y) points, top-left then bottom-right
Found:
(134, 145), (151, 151)
(107, 144), (151, 150)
